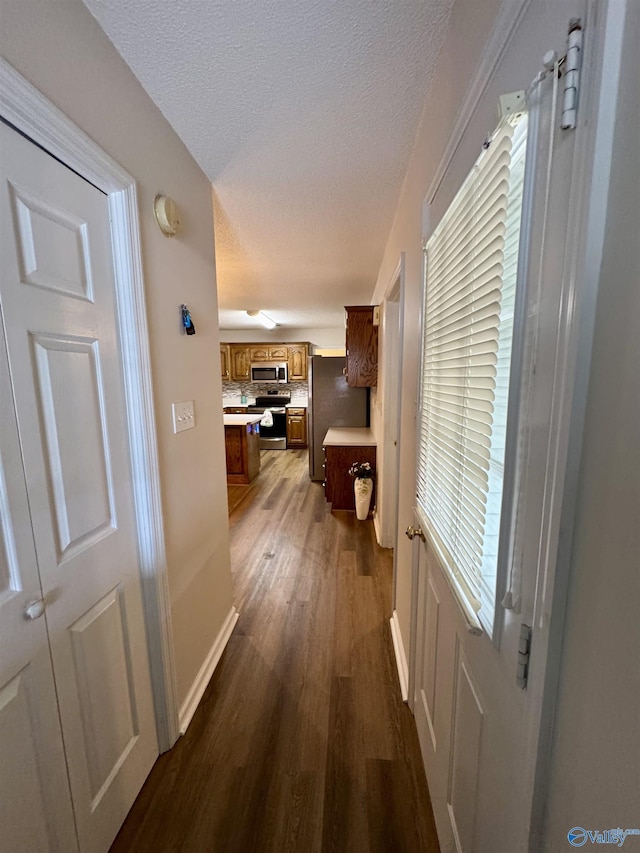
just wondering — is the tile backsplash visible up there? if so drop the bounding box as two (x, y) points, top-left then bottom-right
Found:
(222, 381), (308, 407)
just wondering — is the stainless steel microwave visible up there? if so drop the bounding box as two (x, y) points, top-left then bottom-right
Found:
(250, 362), (288, 383)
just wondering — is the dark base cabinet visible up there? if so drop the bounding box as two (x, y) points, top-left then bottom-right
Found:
(225, 422), (261, 484)
(286, 407), (307, 448)
(324, 445), (376, 511)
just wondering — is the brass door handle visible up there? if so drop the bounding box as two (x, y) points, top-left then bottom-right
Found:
(405, 525), (425, 542)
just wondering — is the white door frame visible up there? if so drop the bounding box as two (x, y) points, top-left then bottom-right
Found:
(376, 254), (405, 552)
(382, 255), (411, 700)
(0, 58), (179, 751)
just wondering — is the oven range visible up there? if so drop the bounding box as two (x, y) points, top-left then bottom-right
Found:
(247, 394), (290, 450)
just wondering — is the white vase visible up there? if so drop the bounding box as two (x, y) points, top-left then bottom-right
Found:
(354, 477), (373, 520)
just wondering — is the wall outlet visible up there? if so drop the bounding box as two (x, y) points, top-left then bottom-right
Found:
(172, 400), (195, 433)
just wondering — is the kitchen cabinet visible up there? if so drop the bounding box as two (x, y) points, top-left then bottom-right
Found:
(287, 344), (308, 381)
(286, 407), (307, 448)
(223, 406), (248, 414)
(249, 345), (289, 361)
(224, 415), (262, 484)
(223, 342), (310, 381)
(323, 427), (377, 511)
(345, 306), (378, 387)
(220, 344), (230, 381)
(229, 345), (251, 381)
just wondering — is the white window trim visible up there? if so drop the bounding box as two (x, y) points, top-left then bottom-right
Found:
(417, 114), (528, 636)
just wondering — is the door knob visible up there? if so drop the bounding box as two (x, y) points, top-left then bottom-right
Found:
(405, 525), (425, 542)
(24, 599), (46, 620)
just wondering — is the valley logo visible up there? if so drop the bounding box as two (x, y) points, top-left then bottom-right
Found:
(567, 827), (640, 847)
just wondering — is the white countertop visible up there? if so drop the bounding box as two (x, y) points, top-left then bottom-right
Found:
(223, 414), (263, 427)
(222, 395), (308, 407)
(322, 427), (376, 447)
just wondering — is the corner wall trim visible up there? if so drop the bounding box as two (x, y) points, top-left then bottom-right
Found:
(390, 610), (409, 702)
(179, 606), (239, 735)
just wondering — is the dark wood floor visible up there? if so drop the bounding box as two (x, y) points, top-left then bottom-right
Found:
(111, 450), (439, 852)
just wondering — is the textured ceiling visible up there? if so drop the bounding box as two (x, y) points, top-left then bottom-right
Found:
(84, 0), (453, 330)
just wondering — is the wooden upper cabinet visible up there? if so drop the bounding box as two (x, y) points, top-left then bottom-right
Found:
(220, 344), (230, 381)
(249, 345), (289, 362)
(229, 345), (251, 381)
(345, 306), (378, 387)
(225, 342), (310, 380)
(287, 344), (308, 381)
(269, 345), (289, 360)
(248, 346), (270, 361)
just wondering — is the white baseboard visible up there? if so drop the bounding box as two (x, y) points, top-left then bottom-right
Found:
(373, 510), (382, 545)
(390, 609), (409, 702)
(178, 606), (239, 734)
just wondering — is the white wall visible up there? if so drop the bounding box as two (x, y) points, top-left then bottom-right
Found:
(0, 0), (234, 709)
(541, 0), (640, 843)
(371, 0), (502, 644)
(219, 327), (345, 351)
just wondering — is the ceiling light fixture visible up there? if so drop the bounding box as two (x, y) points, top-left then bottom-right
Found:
(246, 310), (277, 330)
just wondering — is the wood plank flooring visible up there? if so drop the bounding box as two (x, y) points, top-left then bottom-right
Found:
(110, 450), (439, 852)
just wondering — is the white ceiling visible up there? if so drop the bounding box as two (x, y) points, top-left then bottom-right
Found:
(84, 0), (453, 330)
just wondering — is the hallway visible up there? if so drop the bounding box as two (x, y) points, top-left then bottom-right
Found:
(110, 450), (439, 852)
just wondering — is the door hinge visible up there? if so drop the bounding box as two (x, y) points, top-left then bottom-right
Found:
(561, 18), (583, 130)
(516, 623), (532, 689)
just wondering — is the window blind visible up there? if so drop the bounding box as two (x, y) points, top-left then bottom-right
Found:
(417, 114), (528, 630)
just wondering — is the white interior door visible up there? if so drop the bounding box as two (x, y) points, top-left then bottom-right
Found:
(411, 520), (528, 852)
(0, 122), (158, 851)
(0, 319), (78, 852)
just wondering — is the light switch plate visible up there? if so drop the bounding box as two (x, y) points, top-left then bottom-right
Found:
(172, 400), (195, 433)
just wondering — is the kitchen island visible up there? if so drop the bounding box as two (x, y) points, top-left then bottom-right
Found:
(224, 414), (262, 484)
(322, 427), (377, 511)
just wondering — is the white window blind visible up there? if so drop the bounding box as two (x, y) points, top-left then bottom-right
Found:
(417, 114), (528, 631)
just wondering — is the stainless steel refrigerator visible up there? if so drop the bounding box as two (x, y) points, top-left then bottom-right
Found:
(308, 356), (369, 480)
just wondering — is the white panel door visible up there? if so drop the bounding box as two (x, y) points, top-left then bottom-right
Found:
(0, 122), (158, 852)
(411, 516), (527, 853)
(0, 322), (78, 853)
